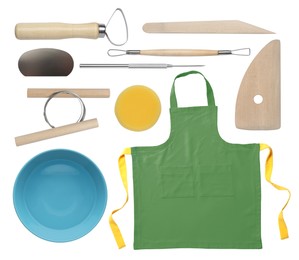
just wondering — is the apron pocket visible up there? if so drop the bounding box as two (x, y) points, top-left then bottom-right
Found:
(199, 164), (233, 197)
(160, 166), (194, 198)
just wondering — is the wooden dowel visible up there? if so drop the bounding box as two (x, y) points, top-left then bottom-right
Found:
(27, 88), (110, 98)
(15, 118), (99, 146)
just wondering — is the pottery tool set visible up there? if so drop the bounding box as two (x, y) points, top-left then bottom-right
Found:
(12, 6), (290, 251)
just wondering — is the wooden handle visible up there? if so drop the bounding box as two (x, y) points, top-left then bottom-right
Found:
(27, 88), (110, 98)
(15, 23), (99, 39)
(15, 118), (98, 146)
(140, 49), (218, 56)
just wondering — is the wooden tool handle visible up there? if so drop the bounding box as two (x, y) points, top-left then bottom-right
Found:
(15, 23), (99, 39)
(140, 49), (218, 56)
(15, 118), (98, 146)
(27, 88), (110, 98)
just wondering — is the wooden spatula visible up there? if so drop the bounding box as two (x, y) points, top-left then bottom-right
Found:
(143, 20), (274, 34)
(235, 40), (280, 130)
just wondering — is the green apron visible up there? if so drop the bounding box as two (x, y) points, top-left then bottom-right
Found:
(110, 71), (290, 249)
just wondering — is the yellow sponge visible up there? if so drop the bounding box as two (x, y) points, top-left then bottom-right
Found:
(115, 85), (161, 131)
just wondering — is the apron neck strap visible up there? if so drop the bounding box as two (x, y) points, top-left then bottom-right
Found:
(170, 70), (216, 108)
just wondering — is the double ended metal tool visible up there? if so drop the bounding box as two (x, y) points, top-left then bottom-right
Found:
(107, 48), (250, 57)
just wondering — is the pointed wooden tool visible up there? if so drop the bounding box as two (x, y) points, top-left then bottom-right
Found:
(143, 20), (274, 34)
(235, 40), (280, 130)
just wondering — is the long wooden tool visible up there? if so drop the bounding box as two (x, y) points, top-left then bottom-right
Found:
(235, 40), (280, 130)
(27, 88), (110, 98)
(107, 48), (250, 57)
(15, 118), (98, 146)
(143, 20), (274, 34)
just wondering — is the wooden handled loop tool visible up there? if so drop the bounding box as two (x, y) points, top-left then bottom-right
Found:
(15, 8), (128, 46)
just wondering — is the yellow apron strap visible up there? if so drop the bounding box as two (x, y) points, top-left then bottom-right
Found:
(260, 144), (291, 239)
(109, 148), (131, 249)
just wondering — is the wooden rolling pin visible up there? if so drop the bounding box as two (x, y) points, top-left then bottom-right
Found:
(27, 88), (110, 98)
(15, 118), (98, 146)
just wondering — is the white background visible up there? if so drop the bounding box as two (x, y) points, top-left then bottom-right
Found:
(0, 0), (298, 259)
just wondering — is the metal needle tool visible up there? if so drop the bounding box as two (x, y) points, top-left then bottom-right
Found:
(80, 63), (205, 69)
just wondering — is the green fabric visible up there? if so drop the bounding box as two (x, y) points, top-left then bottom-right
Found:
(131, 71), (262, 249)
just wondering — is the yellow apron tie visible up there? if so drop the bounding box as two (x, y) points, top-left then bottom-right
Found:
(260, 144), (291, 239)
(109, 148), (131, 249)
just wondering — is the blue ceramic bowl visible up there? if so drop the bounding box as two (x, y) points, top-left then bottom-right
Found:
(13, 149), (107, 242)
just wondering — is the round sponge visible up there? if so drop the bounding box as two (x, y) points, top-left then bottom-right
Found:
(115, 85), (161, 131)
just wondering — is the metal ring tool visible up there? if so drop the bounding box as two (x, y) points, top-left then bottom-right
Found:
(43, 90), (86, 128)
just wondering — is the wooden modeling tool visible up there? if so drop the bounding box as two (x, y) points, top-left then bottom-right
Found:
(143, 20), (274, 34)
(235, 40), (281, 130)
(107, 48), (250, 57)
